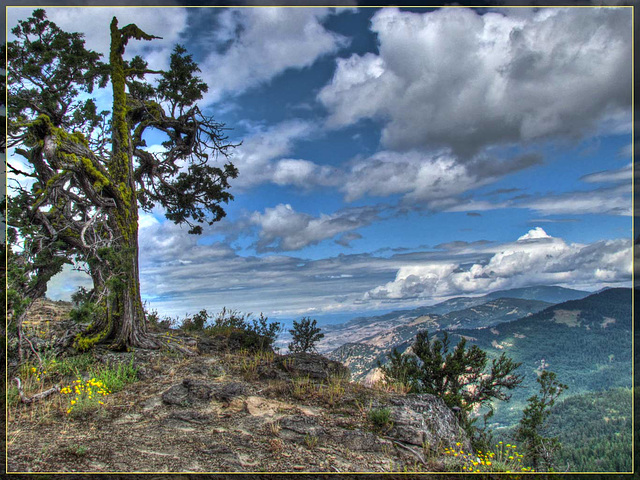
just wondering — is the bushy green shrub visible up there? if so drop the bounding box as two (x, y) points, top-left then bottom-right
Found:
(146, 304), (176, 330)
(288, 317), (324, 353)
(380, 330), (523, 441)
(180, 307), (282, 351)
(368, 407), (393, 431)
(181, 309), (211, 331)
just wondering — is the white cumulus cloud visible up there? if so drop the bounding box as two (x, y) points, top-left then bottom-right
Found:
(200, 8), (349, 104)
(250, 203), (383, 252)
(365, 229), (632, 301)
(319, 7), (631, 156)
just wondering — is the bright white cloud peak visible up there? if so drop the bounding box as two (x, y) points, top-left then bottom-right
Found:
(366, 228), (632, 302)
(319, 7), (631, 156)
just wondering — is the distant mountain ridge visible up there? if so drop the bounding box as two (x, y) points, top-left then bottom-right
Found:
(339, 288), (632, 428)
(319, 285), (589, 354)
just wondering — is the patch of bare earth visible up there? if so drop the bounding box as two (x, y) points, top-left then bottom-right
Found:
(7, 346), (456, 473)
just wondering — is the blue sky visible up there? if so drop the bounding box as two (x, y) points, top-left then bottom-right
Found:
(7, 6), (634, 324)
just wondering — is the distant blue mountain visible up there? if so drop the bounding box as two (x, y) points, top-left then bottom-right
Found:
(325, 285), (590, 333)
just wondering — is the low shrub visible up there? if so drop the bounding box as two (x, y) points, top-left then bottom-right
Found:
(180, 307), (282, 351)
(368, 407), (393, 432)
(54, 353), (97, 377)
(61, 376), (111, 416)
(442, 441), (534, 473)
(92, 353), (138, 393)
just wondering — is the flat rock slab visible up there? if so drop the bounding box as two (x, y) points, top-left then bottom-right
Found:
(275, 353), (351, 381)
(161, 379), (248, 407)
(161, 378), (212, 406)
(245, 395), (292, 417)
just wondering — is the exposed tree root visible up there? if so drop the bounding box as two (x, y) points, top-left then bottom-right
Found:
(384, 436), (427, 466)
(150, 333), (198, 357)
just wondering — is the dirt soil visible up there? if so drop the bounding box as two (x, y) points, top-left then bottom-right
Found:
(7, 338), (449, 474)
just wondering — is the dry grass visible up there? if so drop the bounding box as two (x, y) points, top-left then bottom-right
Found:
(371, 378), (412, 395)
(268, 420), (281, 437)
(291, 375), (314, 400)
(319, 374), (346, 406)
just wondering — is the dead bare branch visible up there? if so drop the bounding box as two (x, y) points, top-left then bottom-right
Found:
(13, 377), (60, 405)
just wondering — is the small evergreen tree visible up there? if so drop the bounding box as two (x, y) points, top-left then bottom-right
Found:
(515, 370), (568, 471)
(380, 330), (523, 435)
(288, 317), (324, 353)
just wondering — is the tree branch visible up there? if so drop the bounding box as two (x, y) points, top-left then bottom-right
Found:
(13, 377), (60, 405)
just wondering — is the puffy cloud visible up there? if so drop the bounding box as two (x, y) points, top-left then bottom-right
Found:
(517, 226), (550, 241)
(272, 159), (337, 188)
(7, 7), (348, 106)
(230, 119), (339, 189)
(365, 228), (632, 301)
(250, 203), (383, 252)
(340, 150), (539, 206)
(319, 7), (631, 156)
(342, 150), (475, 202)
(200, 8), (349, 104)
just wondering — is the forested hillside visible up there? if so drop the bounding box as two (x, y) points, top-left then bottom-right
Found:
(545, 388), (632, 472)
(382, 289), (632, 428)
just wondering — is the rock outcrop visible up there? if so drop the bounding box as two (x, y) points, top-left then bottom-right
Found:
(274, 352), (351, 381)
(374, 393), (471, 451)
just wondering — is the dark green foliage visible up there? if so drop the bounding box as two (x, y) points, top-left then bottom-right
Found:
(380, 330), (523, 436)
(248, 313), (284, 351)
(157, 45), (208, 115)
(7, 9), (108, 131)
(7, 9), (240, 349)
(70, 287), (93, 306)
(180, 308), (282, 351)
(54, 353), (97, 377)
(515, 370), (568, 471)
(181, 309), (211, 332)
(368, 407), (392, 432)
(545, 388), (632, 472)
(438, 288), (632, 428)
(288, 317), (325, 353)
(69, 301), (101, 325)
(68, 287), (100, 325)
(145, 306), (176, 331)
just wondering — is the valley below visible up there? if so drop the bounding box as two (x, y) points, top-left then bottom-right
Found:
(321, 285), (634, 472)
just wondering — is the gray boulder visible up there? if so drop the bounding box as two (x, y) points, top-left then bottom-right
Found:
(161, 378), (248, 407)
(375, 393), (470, 451)
(276, 353), (350, 382)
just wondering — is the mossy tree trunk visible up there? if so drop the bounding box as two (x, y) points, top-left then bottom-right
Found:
(8, 11), (238, 353)
(78, 19), (160, 351)
(101, 19), (157, 350)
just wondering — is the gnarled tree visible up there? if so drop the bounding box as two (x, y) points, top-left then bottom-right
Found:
(7, 10), (238, 351)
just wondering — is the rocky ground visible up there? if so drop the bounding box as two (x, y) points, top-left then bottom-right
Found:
(7, 304), (470, 474)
